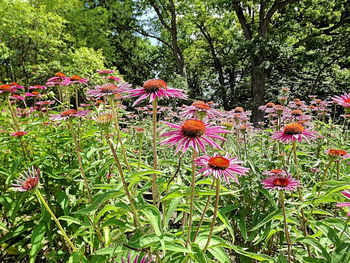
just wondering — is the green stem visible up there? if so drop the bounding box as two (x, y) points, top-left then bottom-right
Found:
(280, 191), (292, 263)
(107, 135), (143, 233)
(35, 189), (77, 252)
(305, 160), (333, 224)
(68, 120), (92, 204)
(75, 86), (79, 109)
(112, 100), (130, 172)
(137, 133), (144, 171)
(152, 98), (158, 207)
(292, 141), (311, 256)
(203, 178), (220, 253)
(186, 149), (197, 246)
(7, 97), (20, 131)
(192, 180), (215, 243)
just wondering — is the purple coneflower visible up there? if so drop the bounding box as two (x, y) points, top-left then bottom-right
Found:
(160, 119), (229, 155)
(128, 79), (187, 106)
(87, 82), (131, 98)
(10, 131), (28, 137)
(332, 93), (350, 111)
(325, 149), (350, 160)
(50, 109), (89, 121)
(336, 191), (350, 216)
(180, 100), (222, 120)
(262, 174), (300, 191)
(28, 85), (46, 90)
(120, 251), (152, 263)
(271, 123), (316, 143)
(195, 152), (249, 184)
(62, 75), (88, 86)
(259, 102), (276, 113)
(12, 167), (40, 192)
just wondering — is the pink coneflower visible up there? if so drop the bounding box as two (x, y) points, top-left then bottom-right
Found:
(262, 169), (288, 177)
(128, 79), (187, 106)
(10, 82), (24, 90)
(120, 251), (152, 263)
(0, 84), (16, 95)
(108, 76), (121, 82)
(179, 100), (222, 120)
(259, 102), (276, 113)
(332, 93), (350, 110)
(62, 76), (88, 86)
(50, 109), (89, 121)
(160, 119), (229, 155)
(106, 173), (114, 179)
(10, 94), (25, 102)
(25, 91), (42, 98)
(12, 167), (40, 192)
(262, 174), (300, 191)
(325, 149), (350, 159)
(271, 123), (316, 143)
(10, 131), (28, 137)
(195, 153), (249, 184)
(336, 191), (350, 216)
(28, 85), (47, 90)
(87, 82), (131, 98)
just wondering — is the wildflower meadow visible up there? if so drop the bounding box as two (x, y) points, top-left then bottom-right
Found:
(1, 72), (350, 263)
(1, 0), (350, 262)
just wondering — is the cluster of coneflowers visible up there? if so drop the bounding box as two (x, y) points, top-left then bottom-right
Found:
(2, 71), (350, 262)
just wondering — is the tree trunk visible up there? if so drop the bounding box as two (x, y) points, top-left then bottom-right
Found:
(251, 57), (266, 125)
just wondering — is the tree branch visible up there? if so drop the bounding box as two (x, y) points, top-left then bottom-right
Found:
(149, 0), (172, 32)
(232, 1), (252, 39)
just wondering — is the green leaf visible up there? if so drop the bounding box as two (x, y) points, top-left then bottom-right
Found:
(229, 244), (274, 262)
(332, 242), (350, 263)
(296, 237), (331, 262)
(251, 209), (281, 232)
(140, 205), (166, 254)
(217, 209), (235, 243)
(29, 223), (46, 263)
(208, 246), (231, 263)
(74, 190), (123, 214)
(191, 243), (207, 262)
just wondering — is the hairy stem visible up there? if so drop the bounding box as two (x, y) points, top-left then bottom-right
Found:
(203, 178), (220, 253)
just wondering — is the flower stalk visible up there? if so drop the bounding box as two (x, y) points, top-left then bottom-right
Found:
(35, 188), (77, 253)
(152, 97), (158, 206)
(203, 178), (220, 253)
(68, 120), (92, 204)
(186, 149), (197, 246)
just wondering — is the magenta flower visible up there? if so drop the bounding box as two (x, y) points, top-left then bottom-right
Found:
(259, 102), (276, 113)
(28, 85), (47, 90)
(325, 149), (350, 159)
(271, 123), (316, 143)
(332, 93), (350, 109)
(160, 119), (229, 155)
(120, 251), (152, 263)
(336, 191), (350, 216)
(128, 79), (187, 106)
(50, 109), (90, 121)
(262, 174), (300, 191)
(12, 167), (40, 192)
(10, 94), (25, 102)
(180, 100), (222, 120)
(195, 153), (249, 184)
(97, 69), (115, 75)
(262, 169), (289, 177)
(0, 84), (17, 95)
(62, 76), (88, 86)
(87, 82), (131, 98)
(10, 131), (28, 137)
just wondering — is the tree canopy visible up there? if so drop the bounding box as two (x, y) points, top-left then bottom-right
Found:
(0, 0), (349, 121)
